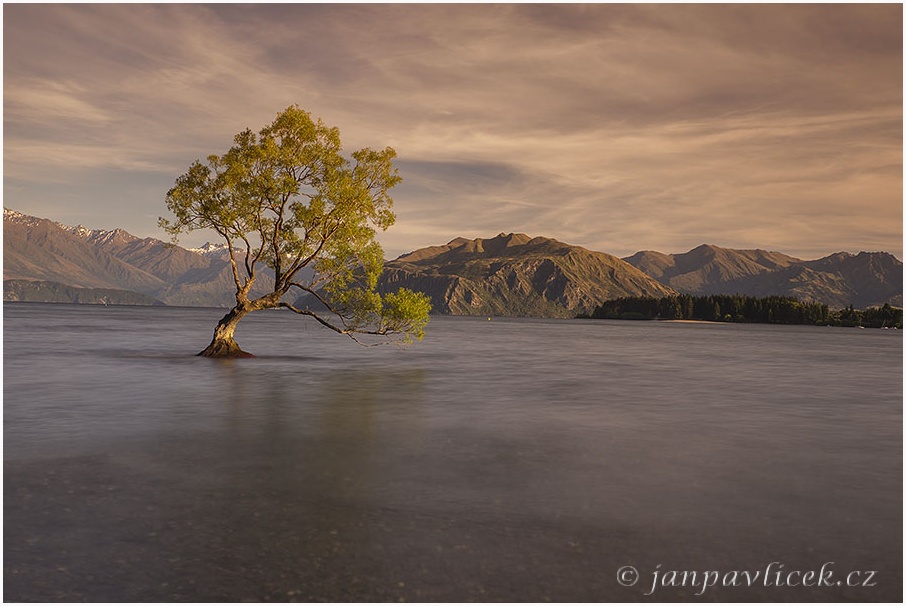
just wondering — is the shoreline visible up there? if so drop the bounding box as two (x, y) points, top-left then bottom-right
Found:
(658, 319), (722, 324)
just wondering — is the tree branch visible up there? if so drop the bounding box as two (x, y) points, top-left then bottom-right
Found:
(283, 222), (341, 288)
(286, 282), (349, 319)
(278, 302), (389, 347)
(271, 190), (290, 289)
(213, 226), (243, 293)
(251, 208), (268, 272)
(237, 232), (255, 289)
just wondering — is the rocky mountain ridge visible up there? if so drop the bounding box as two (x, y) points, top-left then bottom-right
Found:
(378, 233), (677, 317)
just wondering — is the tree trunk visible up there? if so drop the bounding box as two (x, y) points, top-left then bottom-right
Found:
(197, 306), (254, 358)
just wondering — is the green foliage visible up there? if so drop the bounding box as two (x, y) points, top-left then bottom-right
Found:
(381, 289), (433, 342)
(160, 105), (430, 345)
(585, 294), (902, 328)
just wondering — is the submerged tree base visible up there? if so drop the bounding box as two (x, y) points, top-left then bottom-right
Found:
(197, 338), (255, 358)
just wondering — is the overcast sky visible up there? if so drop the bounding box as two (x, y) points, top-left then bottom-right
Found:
(4, 3), (903, 260)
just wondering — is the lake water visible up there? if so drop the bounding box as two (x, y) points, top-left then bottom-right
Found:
(4, 303), (902, 601)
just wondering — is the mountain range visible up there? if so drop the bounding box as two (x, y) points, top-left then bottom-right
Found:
(623, 244), (902, 309)
(4, 208), (901, 314)
(3, 208), (267, 307)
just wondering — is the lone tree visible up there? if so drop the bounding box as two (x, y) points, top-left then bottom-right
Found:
(161, 106), (431, 357)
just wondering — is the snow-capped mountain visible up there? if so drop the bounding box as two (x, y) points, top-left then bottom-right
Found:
(6, 207), (140, 247)
(189, 242), (227, 255)
(3, 207), (42, 226)
(188, 241), (235, 261)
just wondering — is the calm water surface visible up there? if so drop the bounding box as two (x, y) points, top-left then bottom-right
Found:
(4, 303), (902, 601)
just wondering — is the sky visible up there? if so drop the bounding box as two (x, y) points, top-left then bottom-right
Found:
(3, 3), (903, 260)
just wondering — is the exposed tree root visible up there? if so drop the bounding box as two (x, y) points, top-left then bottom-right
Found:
(197, 337), (254, 358)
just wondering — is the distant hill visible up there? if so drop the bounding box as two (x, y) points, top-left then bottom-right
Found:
(4, 280), (164, 306)
(624, 244), (902, 308)
(375, 233), (675, 317)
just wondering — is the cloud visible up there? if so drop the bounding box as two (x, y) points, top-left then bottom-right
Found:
(3, 4), (901, 260)
(5, 79), (114, 125)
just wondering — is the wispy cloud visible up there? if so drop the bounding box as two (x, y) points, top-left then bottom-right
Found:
(4, 4), (901, 260)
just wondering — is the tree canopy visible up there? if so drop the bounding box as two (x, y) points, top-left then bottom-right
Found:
(161, 105), (431, 356)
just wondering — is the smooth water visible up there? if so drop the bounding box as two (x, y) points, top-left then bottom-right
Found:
(4, 303), (902, 601)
